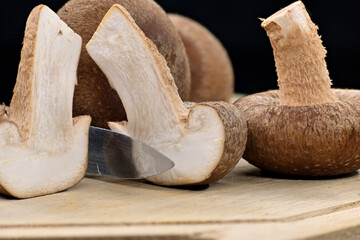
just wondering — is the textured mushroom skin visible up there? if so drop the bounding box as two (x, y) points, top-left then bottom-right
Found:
(197, 102), (247, 184)
(234, 89), (360, 176)
(261, 8), (336, 107)
(0, 105), (5, 119)
(9, 5), (41, 140)
(57, 0), (190, 128)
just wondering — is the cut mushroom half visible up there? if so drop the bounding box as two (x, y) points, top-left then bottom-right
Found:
(234, 1), (360, 176)
(86, 4), (247, 185)
(0, 5), (91, 198)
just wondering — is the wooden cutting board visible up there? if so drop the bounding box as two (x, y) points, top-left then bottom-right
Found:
(1, 160), (360, 240)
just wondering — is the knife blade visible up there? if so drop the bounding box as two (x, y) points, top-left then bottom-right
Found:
(87, 126), (175, 179)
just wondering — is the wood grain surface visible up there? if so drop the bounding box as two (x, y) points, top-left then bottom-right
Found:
(1, 160), (360, 239)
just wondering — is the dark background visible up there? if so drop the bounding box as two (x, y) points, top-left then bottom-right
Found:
(1, 0), (360, 105)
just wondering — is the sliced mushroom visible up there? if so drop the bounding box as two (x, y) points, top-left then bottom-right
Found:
(169, 14), (234, 102)
(0, 5), (91, 198)
(86, 5), (247, 185)
(234, 1), (360, 176)
(57, 0), (191, 128)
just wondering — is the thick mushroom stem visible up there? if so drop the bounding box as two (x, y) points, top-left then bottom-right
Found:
(9, 6), (80, 152)
(87, 5), (189, 146)
(261, 1), (337, 106)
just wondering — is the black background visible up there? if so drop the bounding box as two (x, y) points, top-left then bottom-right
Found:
(1, 0), (360, 105)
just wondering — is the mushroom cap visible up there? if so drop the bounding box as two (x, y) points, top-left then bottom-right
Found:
(0, 116), (90, 198)
(146, 102), (247, 186)
(169, 14), (234, 102)
(234, 89), (360, 176)
(57, 0), (191, 128)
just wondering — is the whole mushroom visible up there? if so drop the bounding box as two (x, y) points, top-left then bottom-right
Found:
(234, 1), (360, 176)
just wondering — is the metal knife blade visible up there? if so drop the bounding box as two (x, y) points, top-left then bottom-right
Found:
(87, 126), (175, 179)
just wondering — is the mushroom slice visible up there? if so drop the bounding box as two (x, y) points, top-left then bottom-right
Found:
(86, 5), (247, 185)
(0, 5), (91, 198)
(234, 1), (360, 176)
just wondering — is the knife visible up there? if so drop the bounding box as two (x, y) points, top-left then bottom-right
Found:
(87, 126), (175, 179)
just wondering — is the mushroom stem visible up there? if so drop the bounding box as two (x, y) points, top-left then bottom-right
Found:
(261, 1), (337, 106)
(9, 6), (80, 152)
(87, 6), (189, 146)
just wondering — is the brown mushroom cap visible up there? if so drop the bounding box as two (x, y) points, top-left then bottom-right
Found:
(169, 14), (234, 102)
(57, 0), (191, 128)
(235, 89), (360, 176)
(195, 102), (247, 185)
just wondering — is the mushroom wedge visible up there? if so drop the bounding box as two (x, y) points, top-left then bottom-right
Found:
(0, 5), (91, 198)
(86, 5), (247, 185)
